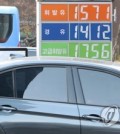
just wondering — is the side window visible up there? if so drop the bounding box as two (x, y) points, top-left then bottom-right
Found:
(0, 71), (13, 97)
(78, 69), (120, 106)
(16, 67), (68, 102)
(15, 67), (41, 98)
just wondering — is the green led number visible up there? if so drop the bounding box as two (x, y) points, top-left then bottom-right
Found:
(79, 43), (111, 60)
(91, 44), (99, 58)
(101, 44), (110, 59)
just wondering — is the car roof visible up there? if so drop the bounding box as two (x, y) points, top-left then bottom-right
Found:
(0, 56), (120, 73)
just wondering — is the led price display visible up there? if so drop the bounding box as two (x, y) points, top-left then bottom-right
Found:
(40, 2), (112, 60)
(79, 42), (111, 60)
(91, 23), (111, 40)
(78, 4), (111, 21)
(70, 23), (90, 40)
(70, 23), (111, 40)
(41, 4), (111, 22)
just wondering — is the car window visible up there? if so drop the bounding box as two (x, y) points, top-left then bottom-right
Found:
(0, 14), (12, 42)
(0, 71), (13, 97)
(16, 67), (68, 102)
(15, 67), (41, 98)
(78, 69), (120, 106)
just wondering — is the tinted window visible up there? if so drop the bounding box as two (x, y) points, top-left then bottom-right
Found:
(78, 69), (120, 106)
(0, 71), (13, 97)
(16, 67), (67, 102)
(16, 67), (41, 98)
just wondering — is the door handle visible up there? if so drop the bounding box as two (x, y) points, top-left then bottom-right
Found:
(0, 105), (17, 112)
(82, 114), (104, 121)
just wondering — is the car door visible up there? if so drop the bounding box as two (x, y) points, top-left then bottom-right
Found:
(0, 65), (80, 134)
(73, 67), (120, 134)
(0, 125), (5, 134)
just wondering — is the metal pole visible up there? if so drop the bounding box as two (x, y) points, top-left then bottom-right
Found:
(36, 0), (41, 56)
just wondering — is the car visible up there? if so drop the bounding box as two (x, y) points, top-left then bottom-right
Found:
(0, 48), (28, 61)
(0, 56), (120, 134)
(0, 47), (36, 61)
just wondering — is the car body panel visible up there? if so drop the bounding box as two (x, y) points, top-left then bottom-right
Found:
(0, 125), (5, 134)
(78, 105), (120, 134)
(72, 64), (120, 134)
(0, 57), (120, 73)
(0, 98), (80, 134)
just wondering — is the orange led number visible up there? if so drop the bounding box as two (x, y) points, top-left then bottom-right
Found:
(79, 4), (111, 21)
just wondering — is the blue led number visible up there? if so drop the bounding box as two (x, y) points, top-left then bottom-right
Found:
(70, 23), (89, 40)
(91, 23), (111, 40)
(79, 23), (89, 40)
(70, 23), (79, 40)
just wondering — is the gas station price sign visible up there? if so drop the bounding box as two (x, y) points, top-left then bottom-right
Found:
(37, 2), (112, 60)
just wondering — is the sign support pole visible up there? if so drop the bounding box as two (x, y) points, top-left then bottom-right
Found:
(36, 0), (41, 56)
